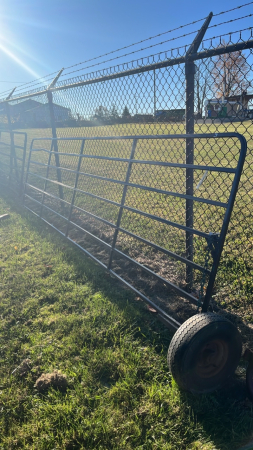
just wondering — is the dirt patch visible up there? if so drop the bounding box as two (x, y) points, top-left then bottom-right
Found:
(66, 211), (200, 324)
(35, 370), (68, 392)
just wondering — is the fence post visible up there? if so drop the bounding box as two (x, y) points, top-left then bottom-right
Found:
(185, 61), (195, 291)
(184, 12), (213, 292)
(153, 69), (156, 118)
(46, 68), (64, 204)
(5, 88), (19, 184)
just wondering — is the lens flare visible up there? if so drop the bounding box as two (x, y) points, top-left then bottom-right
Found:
(0, 42), (40, 79)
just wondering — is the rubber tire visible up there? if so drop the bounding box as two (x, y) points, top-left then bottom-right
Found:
(246, 361), (253, 401)
(168, 313), (242, 394)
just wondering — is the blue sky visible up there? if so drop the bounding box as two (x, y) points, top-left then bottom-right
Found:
(0, 0), (252, 97)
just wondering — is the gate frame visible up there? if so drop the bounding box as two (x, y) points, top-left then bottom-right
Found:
(24, 132), (247, 331)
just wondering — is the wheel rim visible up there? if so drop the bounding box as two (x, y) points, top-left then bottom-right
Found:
(195, 339), (229, 378)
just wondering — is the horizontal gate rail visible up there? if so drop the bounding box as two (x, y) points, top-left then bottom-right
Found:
(26, 171), (228, 217)
(24, 132), (247, 328)
(24, 181), (210, 273)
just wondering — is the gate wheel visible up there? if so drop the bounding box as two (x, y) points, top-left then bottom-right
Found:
(246, 360), (253, 401)
(167, 313), (242, 393)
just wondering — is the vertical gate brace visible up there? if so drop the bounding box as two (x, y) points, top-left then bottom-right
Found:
(184, 12), (213, 292)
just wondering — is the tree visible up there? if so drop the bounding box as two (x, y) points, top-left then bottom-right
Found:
(122, 106), (131, 119)
(109, 104), (119, 122)
(212, 40), (250, 98)
(195, 60), (212, 117)
(93, 105), (109, 121)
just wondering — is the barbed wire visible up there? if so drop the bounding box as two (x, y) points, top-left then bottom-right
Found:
(0, 71), (59, 98)
(56, 45), (188, 88)
(0, 1), (252, 98)
(60, 14), (253, 79)
(214, 1), (253, 16)
(6, 25), (253, 103)
(57, 26), (253, 90)
(209, 13), (253, 30)
(61, 34), (196, 78)
(202, 26), (253, 44)
(13, 76), (56, 96)
(60, 2), (253, 73)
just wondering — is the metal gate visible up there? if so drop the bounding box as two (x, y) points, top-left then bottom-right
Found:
(23, 132), (246, 330)
(0, 131), (27, 194)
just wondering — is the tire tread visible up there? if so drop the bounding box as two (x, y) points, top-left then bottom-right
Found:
(168, 313), (242, 392)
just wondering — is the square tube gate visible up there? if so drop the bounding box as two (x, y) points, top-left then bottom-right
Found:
(23, 132), (247, 331)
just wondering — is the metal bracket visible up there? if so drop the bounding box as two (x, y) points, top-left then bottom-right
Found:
(47, 68), (64, 90)
(6, 87), (16, 101)
(185, 61), (196, 76)
(206, 232), (220, 260)
(186, 12), (213, 57)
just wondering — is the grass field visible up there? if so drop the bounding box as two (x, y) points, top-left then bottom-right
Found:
(0, 192), (253, 449)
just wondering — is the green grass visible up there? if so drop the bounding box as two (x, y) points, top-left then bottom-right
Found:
(0, 193), (253, 449)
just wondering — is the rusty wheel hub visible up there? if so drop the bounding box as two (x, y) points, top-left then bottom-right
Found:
(195, 339), (229, 378)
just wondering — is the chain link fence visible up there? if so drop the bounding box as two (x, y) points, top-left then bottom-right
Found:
(0, 16), (253, 318)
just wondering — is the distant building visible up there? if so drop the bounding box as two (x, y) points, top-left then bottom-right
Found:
(8, 99), (71, 125)
(205, 91), (253, 119)
(133, 114), (154, 123)
(155, 109), (185, 122)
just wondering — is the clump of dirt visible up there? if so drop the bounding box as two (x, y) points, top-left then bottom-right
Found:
(34, 370), (68, 392)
